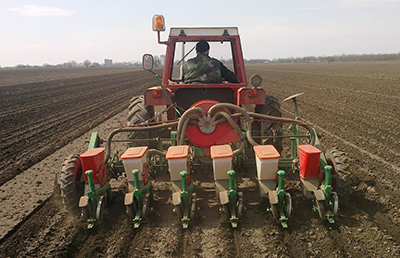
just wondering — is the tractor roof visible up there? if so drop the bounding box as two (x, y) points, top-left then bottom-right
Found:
(169, 27), (239, 37)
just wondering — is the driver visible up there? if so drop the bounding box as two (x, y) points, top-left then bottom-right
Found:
(183, 40), (238, 84)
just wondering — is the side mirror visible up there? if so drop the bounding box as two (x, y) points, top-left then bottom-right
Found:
(142, 54), (154, 71)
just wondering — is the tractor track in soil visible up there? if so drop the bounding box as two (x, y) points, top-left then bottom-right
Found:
(1, 63), (400, 257)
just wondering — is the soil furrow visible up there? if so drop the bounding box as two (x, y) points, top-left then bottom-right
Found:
(1, 63), (400, 257)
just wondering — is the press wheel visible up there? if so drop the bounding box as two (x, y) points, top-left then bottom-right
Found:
(141, 193), (150, 221)
(331, 192), (339, 215)
(96, 195), (107, 222)
(285, 193), (292, 218)
(190, 193), (197, 219)
(237, 192), (244, 217)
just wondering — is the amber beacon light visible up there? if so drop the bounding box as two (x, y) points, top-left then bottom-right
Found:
(152, 14), (165, 31)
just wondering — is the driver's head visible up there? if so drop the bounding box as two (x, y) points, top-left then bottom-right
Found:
(196, 40), (210, 55)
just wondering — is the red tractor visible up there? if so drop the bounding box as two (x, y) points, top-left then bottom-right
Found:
(60, 14), (350, 229)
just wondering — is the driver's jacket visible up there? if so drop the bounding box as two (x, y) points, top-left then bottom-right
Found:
(183, 53), (222, 83)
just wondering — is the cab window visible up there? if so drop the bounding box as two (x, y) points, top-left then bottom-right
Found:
(171, 41), (235, 82)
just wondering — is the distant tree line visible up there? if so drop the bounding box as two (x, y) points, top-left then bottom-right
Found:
(9, 59), (141, 69)
(6, 52), (400, 69)
(244, 52), (400, 64)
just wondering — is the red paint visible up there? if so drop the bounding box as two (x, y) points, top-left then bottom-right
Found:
(298, 145), (321, 178)
(186, 100), (241, 148)
(80, 148), (107, 186)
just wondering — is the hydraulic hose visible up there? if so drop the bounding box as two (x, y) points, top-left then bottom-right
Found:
(248, 112), (316, 146)
(208, 103), (258, 146)
(105, 104), (316, 163)
(104, 121), (178, 163)
(176, 107), (205, 145)
(147, 148), (166, 157)
(212, 111), (246, 155)
(209, 103), (316, 147)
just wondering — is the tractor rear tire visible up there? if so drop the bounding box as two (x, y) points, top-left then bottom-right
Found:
(325, 149), (352, 205)
(253, 95), (283, 153)
(127, 95), (155, 147)
(127, 95), (150, 125)
(60, 154), (84, 213)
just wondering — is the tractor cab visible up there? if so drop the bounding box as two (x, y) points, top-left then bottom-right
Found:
(143, 15), (266, 117)
(59, 14), (349, 230)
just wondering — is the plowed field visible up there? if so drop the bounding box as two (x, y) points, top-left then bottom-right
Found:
(1, 62), (399, 257)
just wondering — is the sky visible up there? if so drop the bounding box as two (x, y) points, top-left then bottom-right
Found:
(1, 0), (400, 67)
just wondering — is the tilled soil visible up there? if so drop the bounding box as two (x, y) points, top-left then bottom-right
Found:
(1, 63), (400, 257)
(0, 68), (157, 186)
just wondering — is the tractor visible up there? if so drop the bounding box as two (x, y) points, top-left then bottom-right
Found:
(59, 14), (351, 229)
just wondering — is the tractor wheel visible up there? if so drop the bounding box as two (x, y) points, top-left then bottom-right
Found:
(253, 95), (283, 153)
(325, 149), (352, 205)
(60, 154), (84, 213)
(128, 96), (149, 125)
(127, 95), (156, 147)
